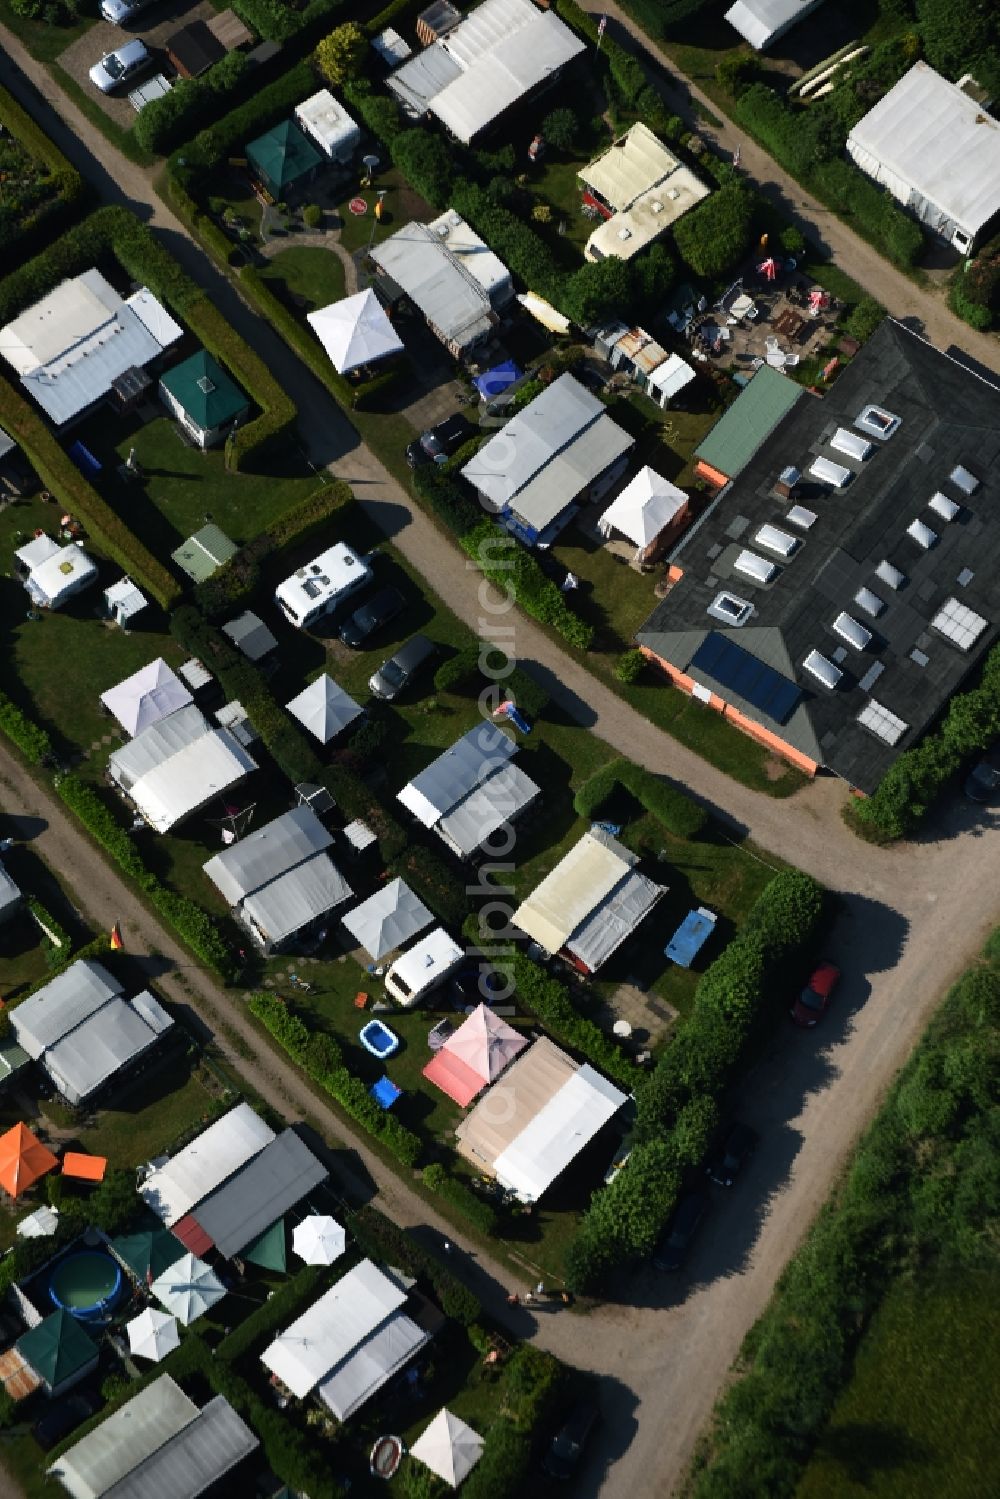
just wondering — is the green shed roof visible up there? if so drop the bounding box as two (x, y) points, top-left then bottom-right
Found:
(694, 366), (804, 479)
(247, 119), (322, 195)
(0, 1040), (31, 1083)
(110, 1227), (186, 1284)
(160, 351), (247, 434)
(171, 523), (239, 584)
(243, 1217), (287, 1273)
(17, 1310), (97, 1389)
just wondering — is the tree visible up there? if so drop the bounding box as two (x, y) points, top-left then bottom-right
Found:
(716, 55), (760, 98)
(673, 182), (754, 279)
(559, 256), (633, 327)
(314, 23), (367, 89)
(392, 129), (455, 207)
(541, 107), (578, 153)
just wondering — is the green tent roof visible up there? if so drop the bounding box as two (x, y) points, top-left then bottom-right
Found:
(243, 1217), (287, 1273)
(17, 1310), (97, 1389)
(111, 1227), (186, 1284)
(247, 119), (322, 195)
(171, 523), (239, 584)
(160, 351), (247, 434)
(0, 1040), (31, 1083)
(694, 365), (804, 480)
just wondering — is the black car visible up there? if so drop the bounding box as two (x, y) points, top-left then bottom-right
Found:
(338, 586), (406, 649)
(368, 633), (437, 701)
(405, 414), (473, 468)
(32, 1391), (101, 1451)
(652, 1191), (709, 1271)
(541, 1400), (599, 1480)
(964, 742), (1000, 803)
(706, 1122), (757, 1188)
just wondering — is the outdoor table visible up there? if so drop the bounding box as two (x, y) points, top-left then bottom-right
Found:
(731, 293), (755, 320)
(774, 308), (806, 341)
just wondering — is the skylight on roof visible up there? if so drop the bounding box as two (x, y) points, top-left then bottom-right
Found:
(707, 590), (753, 626)
(802, 649), (843, 689)
(930, 596), (988, 651)
(907, 519), (937, 549)
(949, 465), (978, 494)
(734, 550), (777, 585)
(875, 560), (905, 590)
(754, 524), (798, 558)
(857, 699), (908, 746)
(809, 455), (851, 488)
(830, 427), (872, 462)
(855, 405), (901, 440)
(928, 491), (960, 522)
(832, 612), (872, 651)
(787, 505), (817, 530)
(196, 375), (216, 395)
(855, 586), (885, 617)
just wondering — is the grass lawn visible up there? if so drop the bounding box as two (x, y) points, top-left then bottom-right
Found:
(0, 912), (58, 1005)
(0, 1), (94, 62)
(260, 244), (346, 311)
(797, 1269), (1000, 1499)
(333, 165), (436, 256)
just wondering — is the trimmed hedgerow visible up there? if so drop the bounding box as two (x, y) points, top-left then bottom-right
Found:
(216, 1263), (325, 1362)
(421, 1162), (499, 1236)
(460, 521), (594, 651)
(348, 1204), (481, 1326)
(573, 757), (708, 840)
(0, 687), (53, 765)
(0, 83), (90, 272)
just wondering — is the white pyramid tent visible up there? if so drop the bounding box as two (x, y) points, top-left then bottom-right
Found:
(341, 878), (433, 962)
(286, 674), (363, 743)
(307, 289), (404, 375)
(598, 466), (688, 550)
(100, 658), (193, 737)
(410, 1407), (484, 1488)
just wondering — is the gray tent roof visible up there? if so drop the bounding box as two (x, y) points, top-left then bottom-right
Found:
(43, 991), (174, 1107)
(242, 853), (352, 946)
(285, 674), (364, 742)
(397, 724), (516, 827)
(203, 806), (332, 906)
(222, 610), (278, 662)
(435, 762), (540, 858)
(11, 960), (122, 1060)
(108, 704), (209, 793)
(341, 877), (434, 961)
(565, 869), (666, 972)
(317, 1311), (430, 1421)
(0, 861), (21, 919)
(191, 1128), (327, 1259)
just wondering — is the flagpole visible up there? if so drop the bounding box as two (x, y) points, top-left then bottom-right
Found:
(596, 14), (606, 52)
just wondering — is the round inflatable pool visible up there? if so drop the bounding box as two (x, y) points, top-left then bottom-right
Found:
(49, 1251), (123, 1322)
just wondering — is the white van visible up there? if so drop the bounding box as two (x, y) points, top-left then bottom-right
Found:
(274, 543), (373, 630)
(384, 929), (464, 1009)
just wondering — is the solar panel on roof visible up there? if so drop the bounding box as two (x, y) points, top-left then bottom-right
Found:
(930, 597), (988, 651)
(690, 633), (802, 723)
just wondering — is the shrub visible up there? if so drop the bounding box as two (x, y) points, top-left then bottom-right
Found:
(315, 22), (367, 87)
(348, 1205), (482, 1326)
(844, 295), (885, 344)
(392, 129), (455, 207)
(616, 649), (646, 685)
(542, 107), (578, 152)
(302, 202), (323, 228)
(421, 1163), (498, 1235)
(133, 52), (254, 156)
(497, 947), (637, 1088)
(461, 521), (594, 650)
(715, 55), (761, 98)
(674, 181), (755, 279)
(0, 85), (89, 272)
(391, 845), (469, 930)
(0, 688), (53, 765)
(573, 758), (708, 839)
(434, 645), (482, 695)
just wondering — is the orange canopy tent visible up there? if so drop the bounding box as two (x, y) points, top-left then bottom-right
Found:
(61, 1153), (107, 1184)
(0, 1123), (59, 1198)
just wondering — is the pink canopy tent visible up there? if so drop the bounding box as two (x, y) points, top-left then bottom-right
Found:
(423, 1005), (527, 1108)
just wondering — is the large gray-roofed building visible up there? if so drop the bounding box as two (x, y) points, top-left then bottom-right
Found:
(203, 806), (332, 905)
(11, 960), (123, 1060)
(636, 319), (1000, 793)
(847, 62), (1000, 252)
(435, 762), (541, 859)
(397, 723), (516, 826)
(189, 1128), (328, 1258)
(370, 220), (499, 355)
(48, 1374), (257, 1499)
(140, 1103), (276, 1228)
(42, 989), (173, 1108)
(240, 854), (352, 950)
(462, 372), (634, 541)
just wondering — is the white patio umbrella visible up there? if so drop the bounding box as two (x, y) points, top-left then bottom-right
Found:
(292, 1214), (346, 1266)
(150, 1251), (226, 1326)
(16, 1204), (59, 1239)
(127, 1307), (180, 1363)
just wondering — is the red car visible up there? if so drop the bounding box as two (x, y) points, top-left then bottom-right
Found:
(791, 962), (840, 1027)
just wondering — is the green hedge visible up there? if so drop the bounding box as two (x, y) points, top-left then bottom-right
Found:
(54, 774), (236, 981)
(0, 686), (53, 765)
(170, 62), (316, 183)
(233, 0), (344, 42)
(847, 642), (1000, 841)
(217, 1263), (325, 1361)
(462, 1345), (566, 1499)
(390, 844), (470, 929)
(0, 83), (89, 271)
(248, 991), (423, 1166)
(133, 52), (254, 155)
(421, 1162), (499, 1237)
(460, 521), (594, 650)
(573, 758), (708, 840)
(348, 1204), (482, 1326)
(26, 897), (72, 968)
(673, 180), (755, 280)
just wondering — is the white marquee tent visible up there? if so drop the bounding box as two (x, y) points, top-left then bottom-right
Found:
(410, 1408), (484, 1489)
(342, 878), (433, 962)
(286, 674), (364, 742)
(100, 659), (193, 738)
(599, 467), (688, 552)
(307, 290), (404, 375)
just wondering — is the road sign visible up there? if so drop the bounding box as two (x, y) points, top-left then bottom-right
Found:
(349, 197), (367, 216)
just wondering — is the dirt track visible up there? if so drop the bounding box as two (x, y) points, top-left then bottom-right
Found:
(0, 23), (999, 1498)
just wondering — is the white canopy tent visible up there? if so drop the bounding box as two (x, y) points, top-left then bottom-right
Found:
(285, 674), (364, 742)
(15, 535), (97, 610)
(292, 1214), (347, 1266)
(100, 659), (193, 738)
(126, 1307), (180, 1363)
(598, 467), (688, 552)
(341, 878), (433, 962)
(127, 730), (257, 833)
(150, 1252), (226, 1326)
(17, 1205), (59, 1239)
(261, 1258), (407, 1398)
(646, 352), (696, 408)
(307, 290), (403, 375)
(410, 1408), (484, 1489)
(491, 1066), (628, 1201)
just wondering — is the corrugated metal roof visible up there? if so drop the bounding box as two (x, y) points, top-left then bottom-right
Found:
(109, 704), (210, 792)
(565, 868), (665, 971)
(44, 993), (175, 1106)
(512, 828), (638, 955)
(579, 122), (682, 211)
(190, 1128), (327, 1259)
(204, 806), (332, 905)
(103, 1394), (257, 1499)
(20, 303), (163, 427)
(694, 365), (804, 479)
(371, 222), (497, 351)
(262, 1259), (408, 1398)
(317, 1312), (430, 1421)
(435, 761), (541, 857)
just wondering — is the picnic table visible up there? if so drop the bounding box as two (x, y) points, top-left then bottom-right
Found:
(774, 308), (806, 341)
(665, 906), (717, 968)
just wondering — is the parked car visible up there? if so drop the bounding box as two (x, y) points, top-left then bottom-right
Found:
(791, 961), (840, 1027)
(100, 0), (158, 24)
(32, 1391), (101, 1452)
(652, 1191), (709, 1271)
(405, 414), (473, 468)
(368, 632), (437, 700)
(89, 38), (152, 93)
(338, 586), (405, 649)
(541, 1400), (599, 1480)
(706, 1122), (757, 1188)
(963, 742), (1000, 803)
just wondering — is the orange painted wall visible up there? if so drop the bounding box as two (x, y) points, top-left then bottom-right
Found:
(639, 647), (819, 776)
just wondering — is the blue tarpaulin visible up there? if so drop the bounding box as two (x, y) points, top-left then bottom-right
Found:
(370, 1075), (402, 1110)
(473, 361), (522, 400)
(665, 907), (717, 968)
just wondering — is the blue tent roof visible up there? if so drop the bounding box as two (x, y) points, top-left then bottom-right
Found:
(371, 1076), (402, 1110)
(473, 361), (522, 400)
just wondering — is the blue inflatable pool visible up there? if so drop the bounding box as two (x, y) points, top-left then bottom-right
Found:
(359, 1019), (400, 1058)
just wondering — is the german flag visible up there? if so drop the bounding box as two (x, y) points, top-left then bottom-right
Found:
(110, 922), (124, 951)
